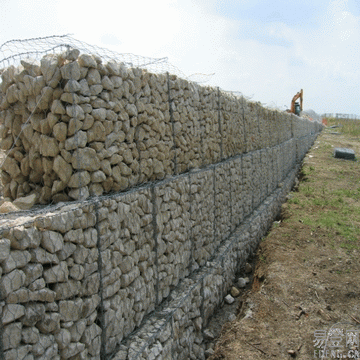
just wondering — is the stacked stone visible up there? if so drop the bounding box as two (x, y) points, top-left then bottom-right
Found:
(136, 70), (173, 185)
(214, 162), (232, 245)
(199, 86), (220, 166)
(112, 160), (307, 360)
(154, 176), (191, 303)
(0, 203), (102, 360)
(273, 146), (282, 189)
(258, 107), (270, 149)
(267, 147), (276, 194)
(171, 279), (203, 359)
(99, 190), (156, 356)
(267, 110), (278, 148)
(280, 142), (288, 183)
(282, 142), (289, 179)
(170, 77), (202, 173)
(241, 154), (253, 218)
(243, 100), (258, 152)
(284, 139), (296, 178)
(0, 45), (322, 358)
(251, 151), (262, 210)
(202, 266), (225, 327)
(0, 47), (322, 206)
(278, 143), (286, 183)
(0, 186), (158, 359)
(277, 111), (292, 144)
(293, 117), (315, 162)
(201, 228), (250, 327)
(0, 133), (320, 359)
(0, 50), (174, 203)
(259, 148), (270, 203)
(119, 277), (203, 360)
(220, 92), (245, 159)
(190, 169), (215, 268)
(229, 157), (243, 231)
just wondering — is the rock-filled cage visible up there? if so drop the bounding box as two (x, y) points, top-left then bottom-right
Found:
(0, 35), (323, 359)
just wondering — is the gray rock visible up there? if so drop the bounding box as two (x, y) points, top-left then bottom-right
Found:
(22, 326), (40, 344)
(41, 231), (64, 253)
(66, 104), (85, 120)
(41, 54), (60, 82)
(22, 303), (46, 326)
(12, 194), (37, 210)
(64, 79), (81, 92)
(29, 288), (56, 302)
(78, 54), (97, 68)
(31, 333), (55, 356)
(65, 131), (87, 150)
(203, 329), (215, 340)
(60, 342), (85, 358)
(237, 277), (248, 288)
(43, 261), (69, 283)
(334, 147), (356, 160)
(28, 278), (46, 291)
(2, 322), (22, 350)
(61, 61), (81, 80)
(36, 312), (61, 334)
(72, 147), (101, 171)
(30, 248), (59, 264)
(3, 345), (31, 360)
(2, 304), (25, 325)
(59, 299), (84, 322)
(224, 294), (235, 304)
(2, 250), (31, 273)
(0, 269), (26, 298)
(245, 262), (252, 273)
(54, 280), (81, 300)
(55, 328), (71, 349)
(0, 238), (11, 261)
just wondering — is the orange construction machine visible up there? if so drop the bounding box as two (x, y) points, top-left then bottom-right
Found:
(289, 89), (303, 116)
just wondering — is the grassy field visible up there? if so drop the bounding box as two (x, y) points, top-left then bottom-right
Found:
(327, 117), (360, 137)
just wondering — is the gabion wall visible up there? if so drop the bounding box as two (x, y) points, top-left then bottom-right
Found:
(0, 48), (322, 360)
(0, 134), (320, 360)
(0, 49), (322, 205)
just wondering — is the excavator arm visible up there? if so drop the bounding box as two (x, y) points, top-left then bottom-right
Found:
(290, 89), (303, 114)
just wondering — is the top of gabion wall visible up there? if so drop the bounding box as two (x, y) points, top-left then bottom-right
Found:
(0, 36), (321, 209)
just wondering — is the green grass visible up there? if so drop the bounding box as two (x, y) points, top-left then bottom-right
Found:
(326, 118), (360, 137)
(281, 127), (360, 257)
(288, 197), (300, 205)
(333, 188), (360, 200)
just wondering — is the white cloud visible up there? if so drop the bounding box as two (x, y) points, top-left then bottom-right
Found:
(54, 0), (181, 57)
(1, 0), (359, 114)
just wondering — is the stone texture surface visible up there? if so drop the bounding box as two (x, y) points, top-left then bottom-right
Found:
(0, 50), (321, 205)
(0, 47), (321, 359)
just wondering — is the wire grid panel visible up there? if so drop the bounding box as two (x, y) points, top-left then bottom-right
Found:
(0, 35), (183, 78)
(0, 34), (320, 211)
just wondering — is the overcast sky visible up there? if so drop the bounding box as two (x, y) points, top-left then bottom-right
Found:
(1, 0), (359, 115)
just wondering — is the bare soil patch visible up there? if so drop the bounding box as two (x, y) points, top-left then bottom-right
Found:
(205, 126), (360, 359)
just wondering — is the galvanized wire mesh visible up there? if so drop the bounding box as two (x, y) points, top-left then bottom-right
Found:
(0, 34), (323, 360)
(0, 34), (216, 83)
(0, 133), (320, 360)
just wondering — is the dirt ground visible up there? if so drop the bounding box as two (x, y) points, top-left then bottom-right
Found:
(205, 126), (360, 359)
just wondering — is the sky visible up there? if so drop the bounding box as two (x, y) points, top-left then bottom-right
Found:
(1, 0), (360, 115)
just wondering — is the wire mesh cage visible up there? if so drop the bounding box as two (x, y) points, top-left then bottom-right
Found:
(0, 34), (216, 84)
